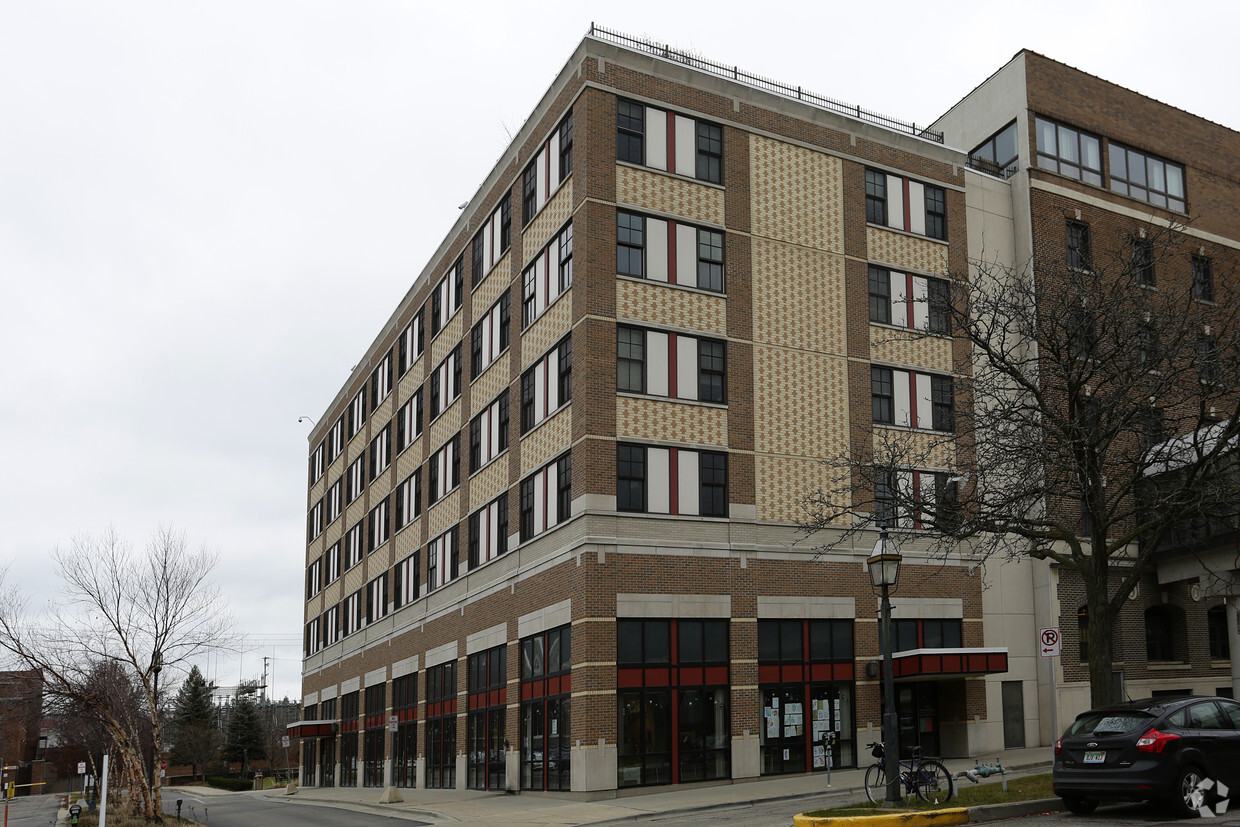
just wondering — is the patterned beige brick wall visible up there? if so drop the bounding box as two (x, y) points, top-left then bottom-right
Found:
(616, 165), (725, 226)
(872, 428), (957, 469)
(346, 433), (366, 464)
(753, 346), (850, 459)
(343, 562), (365, 596)
(370, 539), (394, 573)
(373, 393), (395, 429)
(394, 523), (420, 559)
(325, 452), (345, 485)
(320, 578), (342, 607)
(471, 356), (510, 409)
(323, 518), (343, 547)
(430, 312), (465, 366)
(473, 259), (513, 317)
(866, 227), (949, 275)
(521, 405), (572, 475)
(522, 180), (575, 260)
(309, 475), (325, 502)
(751, 238), (847, 354)
(306, 535), (323, 566)
(395, 442), (422, 480)
(755, 455), (848, 524)
(426, 404), (463, 456)
(615, 279), (727, 335)
(522, 294), (573, 369)
(749, 135), (844, 252)
(427, 489), (462, 538)
(369, 475), (392, 503)
(869, 327), (955, 373)
(397, 360), (424, 400)
(616, 395), (728, 447)
(345, 499), (366, 528)
(469, 455), (511, 511)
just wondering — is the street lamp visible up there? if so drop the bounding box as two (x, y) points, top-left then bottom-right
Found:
(149, 651), (162, 789)
(868, 525), (902, 806)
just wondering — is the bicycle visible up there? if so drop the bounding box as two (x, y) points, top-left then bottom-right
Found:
(863, 741), (954, 805)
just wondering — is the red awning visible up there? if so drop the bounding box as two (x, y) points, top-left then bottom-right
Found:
(285, 719), (336, 738)
(889, 647), (1008, 680)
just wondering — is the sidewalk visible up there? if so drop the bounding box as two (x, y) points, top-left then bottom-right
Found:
(235, 745), (1053, 826)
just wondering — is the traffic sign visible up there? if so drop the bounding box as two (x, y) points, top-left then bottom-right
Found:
(77, 762), (86, 775)
(1039, 627), (1061, 658)
(282, 735), (291, 749)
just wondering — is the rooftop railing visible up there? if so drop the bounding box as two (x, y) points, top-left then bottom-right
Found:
(588, 24), (944, 144)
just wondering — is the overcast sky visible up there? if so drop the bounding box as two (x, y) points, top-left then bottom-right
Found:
(2, 0), (1236, 703)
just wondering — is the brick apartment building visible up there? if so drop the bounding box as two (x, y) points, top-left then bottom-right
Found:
(294, 30), (1240, 794)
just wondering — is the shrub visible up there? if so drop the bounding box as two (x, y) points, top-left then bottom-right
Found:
(206, 776), (253, 792)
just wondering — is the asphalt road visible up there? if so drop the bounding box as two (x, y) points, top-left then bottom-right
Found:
(0, 796), (61, 827)
(1000, 800), (1240, 826)
(161, 792), (429, 826)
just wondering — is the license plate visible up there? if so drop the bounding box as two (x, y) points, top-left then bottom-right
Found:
(1084, 751), (1106, 764)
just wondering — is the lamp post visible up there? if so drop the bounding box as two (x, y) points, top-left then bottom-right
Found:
(868, 526), (902, 807)
(148, 651), (162, 789)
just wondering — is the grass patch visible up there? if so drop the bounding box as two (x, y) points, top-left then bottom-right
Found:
(803, 773), (1054, 817)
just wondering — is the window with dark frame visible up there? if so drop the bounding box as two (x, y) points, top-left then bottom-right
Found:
(520, 369), (535, 434)
(700, 451), (727, 517)
(1132, 237), (1155, 286)
(1035, 116), (1102, 186)
(1199, 334), (1220, 384)
(617, 444), (646, 512)
(698, 339), (725, 403)
(557, 453), (572, 523)
(559, 112), (573, 177)
(874, 468), (895, 525)
(696, 121), (722, 183)
(617, 99), (644, 163)
(522, 162), (537, 225)
(617, 211), (644, 277)
(930, 375), (954, 432)
(865, 169), (887, 225)
(472, 230), (484, 284)
(968, 121), (1018, 176)
(557, 336), (572, 404)
(871, 367), (893, 424)
(1193, 255), (1214, 302)
(697, 228), (724, 291)
(617, 327), (645, 393)
(1067, 220), (1091, 270)
(868, 266), (891, 325)
(1109, 142), (1186, 213)
(928, 278), (951, 334)
(924, 185), (946, 240)
(499, 195), (511, 253)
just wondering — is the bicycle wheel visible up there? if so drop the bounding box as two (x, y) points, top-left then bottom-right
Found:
(914, 759), (954, 804)
(864, 763), (887, 804)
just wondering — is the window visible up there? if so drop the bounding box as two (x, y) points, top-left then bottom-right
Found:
(366, 573), (387, 624)
(396, 388), (423, 453)
(326, 479), (342, 524)
(499, 195), (511, 253)
(868, 266), (891, 325)
(363, 684), (387, 788)
(1137, 323), (1160, 367)
(394, 470), (421, 531)
(892, 618), (963, 650)
(874, 468), (957, 530)
(931, 375), (954, 432)
(1109, 142), (1186, 212)
(617, 211), (644, 277)
(325, 542), (341, 584)
(518, 452), (571, 542)
(1199, 334), (1220, 384)
(696, 121), (722, 183)
(472, 229), (485, 285)
(558, 222), (573, 293)
(469, 391), (509, 473)
(343, 589), (362, 636)
(924, 185), (946, 240)
(392, 674), (417, 787)
(871, 367), (893, 424)
(869, 267), (951, 334)
(394, 551), (419, 609)
(1140, 405), (1166, 451)
(368, 424), (391, 481)
(520, 624), (572, 790)
(522, 162), (538, 225)
(427, 525), (459, 591)
(559, 112), (573, 176)
(874, 468), (895, 526)
(968, 121), (1018, 176)
(399, 309), (424, 375)
(616, 443), (727, 516)
(865, 169), (887, 225)
(431, 259), (464, 336)
(324, 604), (340, 646)
(1193, 255), (1214, 302)
(1132, 237), (1155, 286)
(306, 557), (322, 599)
(345, 521), (363, 569)
(466, 645), (507, 790)
(1067, 220), (1091, 270)
(327, 416), (345, 461)
(371, 351), (393, 407)
(308, 500), (323, 541)
(308, 442), (325, 485)
(429, 345), (462, 420)
(617, 98), (644, 163)
(1208, 605), (1230, 660)
(521, 222), (573, 328)
(425, 661), (458, 790)
(1035, 116), (1102, 186)
(368, 497), (389, 552)
(348, 390), (367, 438)
(305, 616), (321, 656)
(468, 493), (509, 569)
(427, 434), (461, 504)
(519, 335), (571, 434)
(697, 229), (724, 291)
(1145, 604), (1185, 662)
(928, 278), (950, 334)
(617, 326), (725, 403)
(347, 455), (366, 503)
(471, 292), (511, 375)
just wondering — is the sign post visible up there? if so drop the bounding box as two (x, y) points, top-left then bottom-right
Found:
(1040, 627), (1060, 745)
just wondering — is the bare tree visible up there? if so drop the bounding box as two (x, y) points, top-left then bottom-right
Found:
(804, 218), (1240, 707)
(0, 527), (234, 819)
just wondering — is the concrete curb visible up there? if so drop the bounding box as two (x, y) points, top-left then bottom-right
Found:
(794, 807), (970, 827)
(967, 798), (1065, 822)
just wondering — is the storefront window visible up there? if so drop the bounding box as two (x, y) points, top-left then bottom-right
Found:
(467, 645), (507, 791)
(392, 673), (417, 787)
(521, 624), (572, 791)
(426, 662), (457, 789)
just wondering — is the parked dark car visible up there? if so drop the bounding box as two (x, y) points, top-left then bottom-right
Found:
(1053, 696), (1240, 816)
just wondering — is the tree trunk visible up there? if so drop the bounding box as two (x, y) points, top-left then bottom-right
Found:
(1085, 554), (1119, 708)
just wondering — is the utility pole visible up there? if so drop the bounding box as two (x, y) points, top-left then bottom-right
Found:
(262, 658), (270, 704)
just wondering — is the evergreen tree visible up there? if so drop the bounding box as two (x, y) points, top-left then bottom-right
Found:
(222, 682), (265, 773)
(170, 665), (219, 781)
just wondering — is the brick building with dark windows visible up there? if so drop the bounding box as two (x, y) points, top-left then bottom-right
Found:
(293, 32), (1239, 795)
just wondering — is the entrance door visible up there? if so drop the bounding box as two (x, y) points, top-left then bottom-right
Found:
(1002, 681), (1025, 748)
(896, 683), (940, 758)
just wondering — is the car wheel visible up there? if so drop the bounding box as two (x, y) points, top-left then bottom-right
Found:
(1167, 765), (1208, 818)
(1061, 796), (1098, 815)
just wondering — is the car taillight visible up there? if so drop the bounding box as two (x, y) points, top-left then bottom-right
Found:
(1135, 728), (1180, 753)
(1054, 737), (1062, 755)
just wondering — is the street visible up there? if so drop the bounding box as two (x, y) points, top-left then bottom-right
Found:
(0, 796), (60, 827)
(1003, 801), (1240, 826)
(161, 792), (430, 826)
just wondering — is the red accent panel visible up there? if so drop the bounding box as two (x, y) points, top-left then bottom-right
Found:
(906, 272), (916, 328)
(397, 708), (417, 722)
(704, 666), (728, 685)
(680, 666), (703, 686)
(667, 111), (676, 174)
(548, 674), (562, 695)
(992, 653), (1008, 671)
(668, 221), (677, 285)
(943, 654), (962, 672)
(811, 664), (833, 682)
(759, 665), (781, 683)
(341, 720), (359, 733)
(782, 664), (803, 683)
(968, 654), (987, 672)
(618, 668), (644, 688)
(669, 446), (680, 514)
(902, 177), (912, 232)
(646, 667), (670, 687)
(921, 655), (942, 674)
(364, 714), (386, 729)
(908, 372), (919, 429)
(559, 674), (571, 693)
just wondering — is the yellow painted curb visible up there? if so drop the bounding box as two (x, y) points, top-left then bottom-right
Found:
(794, 807), (970, 827)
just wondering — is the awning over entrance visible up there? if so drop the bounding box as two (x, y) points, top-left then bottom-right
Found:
(889, 647), (1008, 680)
(285, 719), (336, 738)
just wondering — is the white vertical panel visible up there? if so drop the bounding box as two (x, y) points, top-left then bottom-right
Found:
(489, 503), (499, 559)
(533, 469), (546, 535)
(545, 463), (558, 523)
(911, 276), (929, 331)
(908, 181), (926, 236)
(674, 115), (696, 176)
(548, 138), (561, 189)
(537, 255), (548, 317)
(647, 218), (668, 282)
(676, 223), (696, 287)
(534, 360), (547, 422)
(483, 216), (493, 267)
(678, 449), (700, 515)
(916, 374), (933, 430)
(546, 349), (560, 410)
(489, 406), (500, 460)
(490, 310), (501, 360)
(646, 107), (667, 170)
(890, 271), (907, 328)
(897, 471), (916, 529)
(676, 334), (698, 401)
(887, 175), (905, 231)
(536, 149), (548, 208)
(893, 369), (911, 427)
(648, 447), (671, 513)
(647, 331), (669, 397)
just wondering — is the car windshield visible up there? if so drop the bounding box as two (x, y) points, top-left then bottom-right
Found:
(1066, 711), (1154, 736)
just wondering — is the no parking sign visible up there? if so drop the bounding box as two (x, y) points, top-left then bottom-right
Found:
(1039, 627), (1060, 657)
